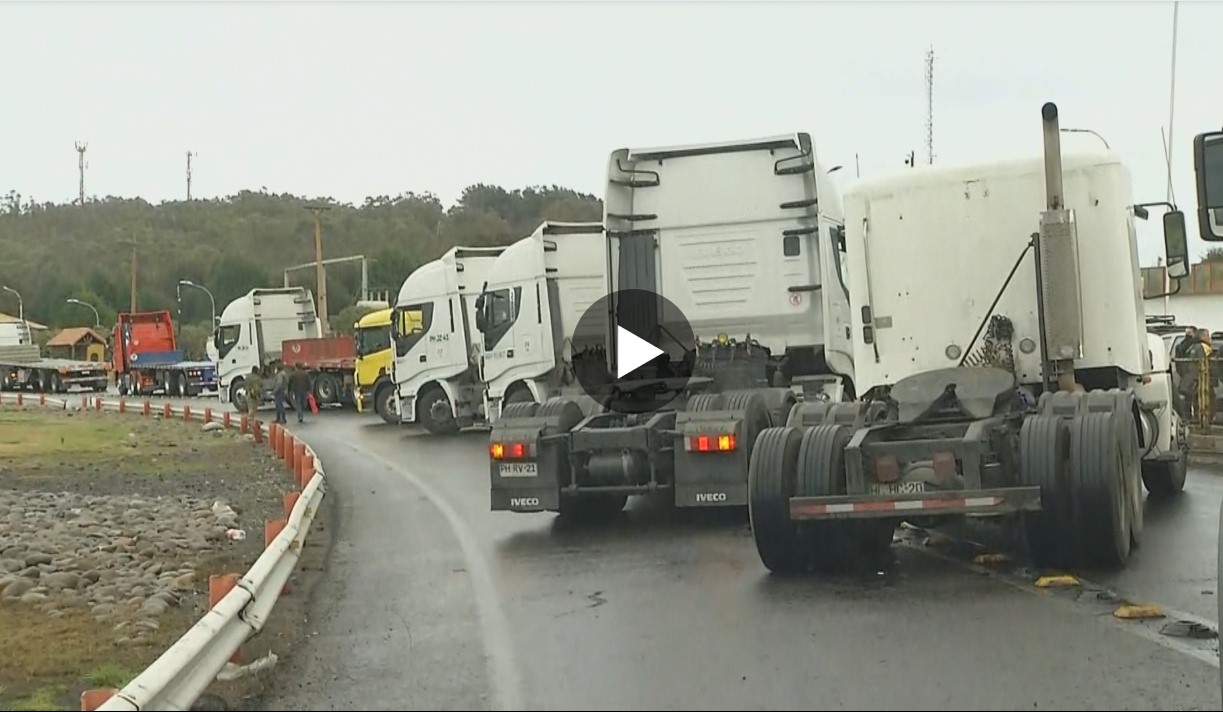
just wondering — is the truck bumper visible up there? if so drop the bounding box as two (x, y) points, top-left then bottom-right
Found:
(788, 485), (1042, 521)
(672, 412), (750, 507)
(356, 386), (372, 413)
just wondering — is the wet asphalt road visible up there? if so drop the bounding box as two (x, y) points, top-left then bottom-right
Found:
(117, 395), (1223, 710)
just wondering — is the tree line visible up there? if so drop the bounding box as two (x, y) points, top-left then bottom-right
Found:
(0, 185), (602, 357)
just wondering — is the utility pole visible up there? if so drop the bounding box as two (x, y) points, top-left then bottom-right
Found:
(129, 239), (137, 313)
(925, 46), (935, 165)
(74, 142), (88, 205)
(186, 151), (195, 201)
(305, 205), (332, 334)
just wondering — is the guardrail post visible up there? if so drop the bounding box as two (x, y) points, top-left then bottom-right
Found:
(204, 406), (213, 423)
(282, 433), (295, 466)
(183, 404), (192, 421)
(95, 396), (103, 412)
(223, 411), (232, 429)
(240, 414), (249, 434)
(269, 422), (280, 452)
(284, 491), (300, 516)
(15, 392), (22, 406)
(298, 452), (314, 488)
(118, 397), (126, 414)
(253, 420), (264, 444)
(81, 394), (88, 409)
(142, 399), (151, 417)
(163, 403), (172, 418)
(208, 573), (244, 664)
(38, 392), (45, 406)
(80, 688), (117, 711)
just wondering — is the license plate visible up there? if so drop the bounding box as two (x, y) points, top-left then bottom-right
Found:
(499, 462), (538, 478)
(868, 481), (926, 496)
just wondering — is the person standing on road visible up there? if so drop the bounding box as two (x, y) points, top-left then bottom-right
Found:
(272, 361), (289, 425)
(289, 363), (312, 424)
(245, 366), (263, 422)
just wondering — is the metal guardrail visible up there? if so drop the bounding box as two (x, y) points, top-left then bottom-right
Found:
(0, 391), (327, 712)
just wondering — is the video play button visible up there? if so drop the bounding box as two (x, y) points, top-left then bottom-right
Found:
(571, 289), (696, 415)
(616, 326), (664, 379)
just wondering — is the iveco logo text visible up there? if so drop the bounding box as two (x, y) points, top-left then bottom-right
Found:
(696, 492), (728, 502)
(510, 497), (540, 507)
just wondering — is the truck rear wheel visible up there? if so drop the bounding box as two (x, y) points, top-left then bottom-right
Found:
(314, 373), (339, 405)
(722, 390), (772, 475)
(1069, 411), (1132, 568)
(796, 424), (893, 573)
(230, 379), (247, 413)
(748, 426), (805, 574)
(1018, 414), (1073, 569)
(374, 383), (398, 425)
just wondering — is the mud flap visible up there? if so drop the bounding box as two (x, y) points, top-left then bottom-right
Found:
(673, 411), (750, 507)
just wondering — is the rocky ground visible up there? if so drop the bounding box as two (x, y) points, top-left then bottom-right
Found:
(0, 405), (330, 711)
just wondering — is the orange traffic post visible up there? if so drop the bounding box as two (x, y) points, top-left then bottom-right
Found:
(118, 397), (126, 413)
(223, 411), (232, 428)
(269, 422), (280, 452)
(142, 399), (151, 417)
(283, 491), (300, 517)
(283, 433), (295, 465)
(291, 440), (305, 474)
(80, 689), (117, 711)
(183, 404), (192, 421)
(239, 414), (249, 434)
(253, 420), (264, 444)
(163, 403), (172, 418)
(298, 452), (314, 488)
(208, 574), (243, 663)
(204, 406), (213, 423)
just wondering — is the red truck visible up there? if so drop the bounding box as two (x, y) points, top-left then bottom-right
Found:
(113, 310), (218, 397)
(281, 336), (358, 407)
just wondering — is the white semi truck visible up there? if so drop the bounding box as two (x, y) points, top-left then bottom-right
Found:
(391, 222), (607, 434)
(748, 102), (1192, 575)
(488, 134), (856, 517)
(389, 245), (505, 433)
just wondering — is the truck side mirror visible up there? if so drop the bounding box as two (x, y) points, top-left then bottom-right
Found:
(1193, 131), (1223, 241)
(474, 295), (488, 331)
(1163, 210), (1190, 279)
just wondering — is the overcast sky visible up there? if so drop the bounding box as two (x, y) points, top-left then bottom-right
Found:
(2, 0), (1221, 266)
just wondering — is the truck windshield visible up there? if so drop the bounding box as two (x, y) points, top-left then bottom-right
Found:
(355, 325), (391, 358)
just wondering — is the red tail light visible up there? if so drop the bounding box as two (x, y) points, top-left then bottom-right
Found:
(490, 441), (531, 460)
(686, 433), (737, 453)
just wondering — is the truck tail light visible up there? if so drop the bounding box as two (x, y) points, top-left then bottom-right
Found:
(686, 433), (737, 453)
(490, 441), (533, 460)
(932, 451), (957, 480)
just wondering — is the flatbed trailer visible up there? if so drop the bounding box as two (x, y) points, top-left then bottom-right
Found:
(113, 311), (218, 397)
(0, 345), (108, 393)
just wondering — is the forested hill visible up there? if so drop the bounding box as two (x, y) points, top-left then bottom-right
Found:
(0, 184), (602, 332)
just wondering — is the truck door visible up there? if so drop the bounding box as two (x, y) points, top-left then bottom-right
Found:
(393, 302), (434, 367)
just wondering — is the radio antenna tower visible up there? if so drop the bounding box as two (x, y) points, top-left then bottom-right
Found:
(924, 46), (935, 165)
(74, 141), (88, 205)
(186, 151), (195, 201)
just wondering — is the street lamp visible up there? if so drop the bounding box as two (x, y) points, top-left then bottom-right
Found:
(1059, 127), (1111, 150)
(66, 298), (101, 328)
(177, 279), (217, 330)
(1, 285), (27, 344)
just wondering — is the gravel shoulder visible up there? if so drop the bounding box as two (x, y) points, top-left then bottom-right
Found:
(0, 406), (329, 711)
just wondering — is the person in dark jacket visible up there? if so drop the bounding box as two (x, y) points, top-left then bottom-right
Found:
(289, 364), (312, 423)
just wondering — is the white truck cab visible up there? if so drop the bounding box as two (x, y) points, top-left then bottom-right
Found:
(215, 287), (320, 407)
(392, 245), (505, 433)
(478, 221), (607, 422)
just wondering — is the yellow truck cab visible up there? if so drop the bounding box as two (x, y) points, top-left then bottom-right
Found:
(353, 308), (396, 423)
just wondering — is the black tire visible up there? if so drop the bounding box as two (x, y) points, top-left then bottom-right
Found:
(796, 424), (894, 572)
(505, 387), (534, 405)
(1069, 412), (1131, 569)
(374, 382), (398, 425)
(786, 401), (832, 428)
(417, 386), (459, 435)
(501, 402), (540, 420)
(535, 397), (584, 431)
(314, 373), (339, 405)
(722, 390), (772, 476)
(685, 393), (726, 413)
(230, 379), (247, 413)
(1142, 415), (1188, 497)
(748, 426), (805, 574)
(1018, 414), (1073, 569)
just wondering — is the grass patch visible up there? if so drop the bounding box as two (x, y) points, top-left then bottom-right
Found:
(0, 602), (188, 710)
(0, 410), (130, 461)
(9, 687), (61, 711)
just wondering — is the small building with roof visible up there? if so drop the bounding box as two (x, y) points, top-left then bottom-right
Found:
(45, 326), (108, 363)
